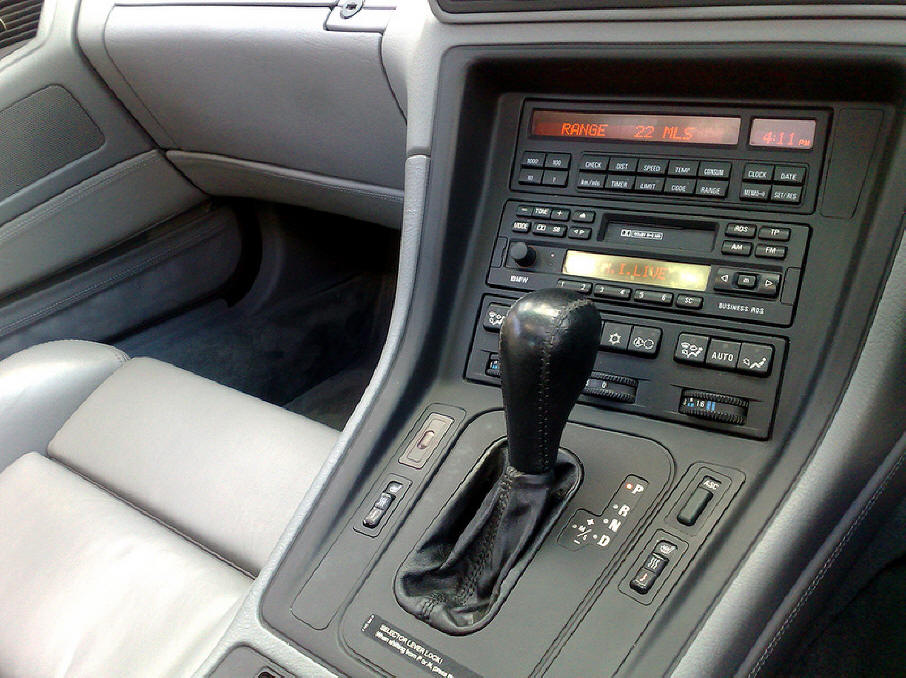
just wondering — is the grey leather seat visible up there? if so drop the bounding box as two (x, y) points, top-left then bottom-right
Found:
(0, 341), (339, 678)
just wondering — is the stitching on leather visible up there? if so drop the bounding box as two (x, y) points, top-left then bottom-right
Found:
(539, 297), (589, 471)
(53, 457), (255, 580)
(0, 152), (160, 246)
(748, 449), (906, 677)
(0, 218), (226, 336)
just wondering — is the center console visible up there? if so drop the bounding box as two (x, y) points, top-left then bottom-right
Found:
(247, 45), (906, 678)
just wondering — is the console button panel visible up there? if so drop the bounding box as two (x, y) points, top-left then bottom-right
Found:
(512, 101), (827, 214)
(468, 295), (786, 439)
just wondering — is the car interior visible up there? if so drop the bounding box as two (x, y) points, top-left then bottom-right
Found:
(0, 0), (905, 676)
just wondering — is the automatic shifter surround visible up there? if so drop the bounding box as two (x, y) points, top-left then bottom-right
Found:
(394, 289), (600, 634)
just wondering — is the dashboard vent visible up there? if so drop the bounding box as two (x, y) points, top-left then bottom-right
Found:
(0, 0), (43, 52)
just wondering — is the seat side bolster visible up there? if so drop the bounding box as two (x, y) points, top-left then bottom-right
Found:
(0, 340), (128, 472)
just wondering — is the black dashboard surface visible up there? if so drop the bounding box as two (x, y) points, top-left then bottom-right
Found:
(258, 44), (906, 678)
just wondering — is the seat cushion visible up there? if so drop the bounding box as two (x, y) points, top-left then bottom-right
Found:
(0, 453), (249, 678)
(48, 357), (339, 574)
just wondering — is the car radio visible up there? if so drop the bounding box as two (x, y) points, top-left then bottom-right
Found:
(488, 200), (807, 326)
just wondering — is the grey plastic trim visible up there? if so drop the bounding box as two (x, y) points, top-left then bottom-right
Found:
(0, 151), (204, 299)
(168, 151), (404, 229)
(0, 0), (151, 224)
(193, 154), (427, 678)
(0, 206), (241, 359)
(427, 2), (906, 24)
(81, 4), (406, 189)
(744, 433), (906, 677)
(382, 4), (906, 155)
(672, 230), (906, 678)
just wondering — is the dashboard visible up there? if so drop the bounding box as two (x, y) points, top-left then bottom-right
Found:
(60, 1), (905, 676)
(248, 35), (905, 678)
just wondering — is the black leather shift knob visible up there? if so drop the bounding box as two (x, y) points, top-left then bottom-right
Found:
(499, 288), (601, 475)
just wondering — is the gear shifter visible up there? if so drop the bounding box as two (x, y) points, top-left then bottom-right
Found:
(500, 288), (602, 475)
(396, 289), (601, 634)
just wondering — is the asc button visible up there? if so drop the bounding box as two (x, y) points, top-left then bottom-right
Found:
(572, 209), (596, 223)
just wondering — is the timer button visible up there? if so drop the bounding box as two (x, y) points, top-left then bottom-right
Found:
(605, 175), (634, 191)
(509, 242), (536, 266)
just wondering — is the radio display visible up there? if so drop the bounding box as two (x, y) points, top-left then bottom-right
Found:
(749, 118), (816, 149)
(530, 110), (741, 146)
(562, 251), (711, 292)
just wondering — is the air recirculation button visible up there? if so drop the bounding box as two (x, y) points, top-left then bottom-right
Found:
(679, 389), (747, 425)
